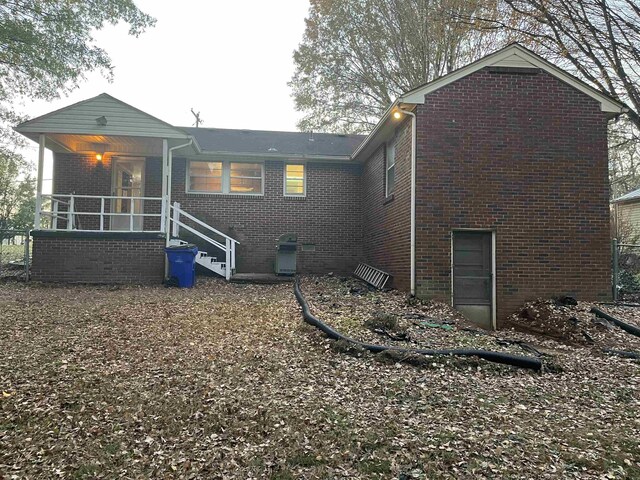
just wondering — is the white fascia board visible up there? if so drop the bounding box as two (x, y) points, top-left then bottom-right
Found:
(349, 101), (398, 161)
(190, 150), (352, 162)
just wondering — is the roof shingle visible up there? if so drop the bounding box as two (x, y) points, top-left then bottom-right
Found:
(181, 127), (365, 157)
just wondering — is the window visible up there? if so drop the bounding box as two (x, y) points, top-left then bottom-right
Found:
(188, 161), (223, 193)
(386, 138), (396, 196)
(284, 164), (306, 196)
(230, 162), (262, 194)
(187, 161), (263, 195)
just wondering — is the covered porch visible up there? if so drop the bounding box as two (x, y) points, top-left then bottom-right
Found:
(15, 94), (195, 235)
(15, 93), (239, 283)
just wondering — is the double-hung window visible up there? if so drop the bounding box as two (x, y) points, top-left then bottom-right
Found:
(284, 164), (306, 196)
(188, 161), (223, 193)
(386, 137), (396, 196)
(230, 162), (262, 194)
(187, 161), (263, 195)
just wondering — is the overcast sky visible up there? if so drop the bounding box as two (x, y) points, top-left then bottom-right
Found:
(18, 0), (310, 187)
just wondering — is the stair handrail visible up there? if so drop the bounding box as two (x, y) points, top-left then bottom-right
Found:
(172, 219), (226, 251)
(170, 203), (239, 244)
(169, 202), (239, 280)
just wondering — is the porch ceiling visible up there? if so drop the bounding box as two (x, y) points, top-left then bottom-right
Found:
(44, 133), (165, 156)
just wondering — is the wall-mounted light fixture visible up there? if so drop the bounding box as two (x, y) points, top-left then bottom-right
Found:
(393, 110), (403, 120)
(94, 143), (106, 162)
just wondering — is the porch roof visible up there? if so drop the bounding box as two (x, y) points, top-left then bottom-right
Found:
(15, 93), (191, 148)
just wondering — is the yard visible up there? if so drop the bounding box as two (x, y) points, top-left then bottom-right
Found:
(1, 277), (639, 479)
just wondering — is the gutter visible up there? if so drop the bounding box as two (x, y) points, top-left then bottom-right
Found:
(194, 150), (352, 162)
(165, 138), (194, 248)
(396, 106), (417, 296)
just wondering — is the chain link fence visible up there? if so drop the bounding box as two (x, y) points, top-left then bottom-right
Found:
(0, 229), (30, 281)
(612, 240), (640, 301)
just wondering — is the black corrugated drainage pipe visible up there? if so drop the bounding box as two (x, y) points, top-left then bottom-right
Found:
(591, 307), (640, 338)
(293, 280), (543, 371)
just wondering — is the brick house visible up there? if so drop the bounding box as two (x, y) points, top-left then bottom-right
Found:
(16, 44), (626, 328)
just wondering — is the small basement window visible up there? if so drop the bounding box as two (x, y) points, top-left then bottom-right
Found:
(284, 164), (306, 196)
(386, 137), (396, 196)
(187, 161), (263, 195)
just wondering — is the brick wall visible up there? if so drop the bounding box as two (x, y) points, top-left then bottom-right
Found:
(50, 153), (362, 275)
(170, 159), (363, 274)
(361, 119), (412, 290)
(52, 154), (163, 231)
(414, 67), (612, 325)
(53, 153), (111, 230)
(31, 233), (165, 284)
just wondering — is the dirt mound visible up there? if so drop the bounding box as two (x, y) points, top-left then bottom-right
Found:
(505, 298), (639, 349)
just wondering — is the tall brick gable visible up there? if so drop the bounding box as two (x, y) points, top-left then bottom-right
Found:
(414, 67), (612, 324)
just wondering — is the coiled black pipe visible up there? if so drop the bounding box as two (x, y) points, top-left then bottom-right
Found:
(591, 307), (640, 338)
(293, 280), (543, 371)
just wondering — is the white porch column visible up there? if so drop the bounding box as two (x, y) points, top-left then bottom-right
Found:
(34, 134), (45, 230)
(161, 138), (169, 234)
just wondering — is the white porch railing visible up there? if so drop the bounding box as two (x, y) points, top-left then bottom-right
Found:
(169, 202), (239, 280)
(37, 194), (166, 233)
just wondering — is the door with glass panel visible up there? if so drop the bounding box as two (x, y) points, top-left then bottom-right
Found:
(111, 157), (145, 231)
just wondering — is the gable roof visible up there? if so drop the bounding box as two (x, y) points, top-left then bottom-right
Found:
(183, 127), (365, 159)
(352, 43), (627, 161)
(15, 93), (190, 141)
(399, 44), (626, 112)
(613, 187), (640, 203)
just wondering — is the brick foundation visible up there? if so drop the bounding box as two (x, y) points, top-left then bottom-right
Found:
(31, 232), (165, 284)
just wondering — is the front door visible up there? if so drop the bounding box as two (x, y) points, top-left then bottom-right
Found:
(111, 157), (145, 231)
(453, 231), (494, 329)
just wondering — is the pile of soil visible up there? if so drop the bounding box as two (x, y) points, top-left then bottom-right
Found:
(505, 298), (640, 351)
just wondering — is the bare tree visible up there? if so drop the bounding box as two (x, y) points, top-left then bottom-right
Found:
(468, 0), (640, 127)
(291, 0), (507, 133)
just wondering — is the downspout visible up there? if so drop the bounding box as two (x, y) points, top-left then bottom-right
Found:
(165, 138), (193, 247)
(397, 106), (417, 296)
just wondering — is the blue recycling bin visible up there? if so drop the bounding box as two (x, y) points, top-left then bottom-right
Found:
(165, 244), (198, 288)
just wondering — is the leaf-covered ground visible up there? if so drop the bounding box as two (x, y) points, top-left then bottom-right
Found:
(1, 277), (639, 479)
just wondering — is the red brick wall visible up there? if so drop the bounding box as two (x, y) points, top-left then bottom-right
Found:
(31, 234), (165, 284)
(414, 67), (612, 324)
(52, 154), (163, 231)
(170, 159), (363, 274)
(361, 119), (412, 290)
(51, 154), (362, 275)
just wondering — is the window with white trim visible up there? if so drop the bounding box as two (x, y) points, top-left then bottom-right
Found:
(187, 161), (263, 195)
(188, 161), (223, 193)
(284, 164), (306, 196)
(230, 162), (262, 194)
(386, 137), (396, 196)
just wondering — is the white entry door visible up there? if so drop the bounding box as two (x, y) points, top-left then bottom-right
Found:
(111, 157), (145, 231)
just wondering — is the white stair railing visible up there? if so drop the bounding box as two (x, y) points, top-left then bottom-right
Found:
(169, 202), (239, 280)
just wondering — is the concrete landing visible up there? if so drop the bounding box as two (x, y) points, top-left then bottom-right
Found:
(230, 273), (295, 284)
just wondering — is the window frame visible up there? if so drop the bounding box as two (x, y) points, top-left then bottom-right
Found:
(283, 162), (307, 197)
(186, 160), (264, 196)
(186, 160), (224, 194)
(229, 161), (264, 195)
(385, 136), (396, 197)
